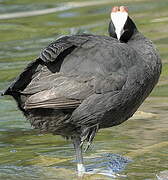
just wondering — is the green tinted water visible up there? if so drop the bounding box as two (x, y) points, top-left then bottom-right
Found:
(0, 0), (168, 179)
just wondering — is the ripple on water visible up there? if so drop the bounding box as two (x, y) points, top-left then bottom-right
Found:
(0, 4), (58, 14)
(0, 36), (59, 62)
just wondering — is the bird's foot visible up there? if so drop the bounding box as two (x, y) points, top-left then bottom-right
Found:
(77, 163), (86, 177)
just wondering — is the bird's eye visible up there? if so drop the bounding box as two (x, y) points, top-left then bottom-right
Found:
(124, 29), (129, 32)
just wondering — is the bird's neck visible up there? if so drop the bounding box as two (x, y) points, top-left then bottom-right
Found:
(128, 30), (159, 63)
(127, 30), (161, 81)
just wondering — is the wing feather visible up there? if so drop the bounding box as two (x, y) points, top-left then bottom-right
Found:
(40, 35), (89, 63)
(25, 90), (81, 109)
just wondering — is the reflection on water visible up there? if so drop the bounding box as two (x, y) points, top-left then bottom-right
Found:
(0, 0), (168, 179)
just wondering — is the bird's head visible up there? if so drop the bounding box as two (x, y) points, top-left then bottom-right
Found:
(108, 6), (137, 43)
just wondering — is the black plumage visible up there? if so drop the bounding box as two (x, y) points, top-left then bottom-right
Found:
(2, 7), (162, 175)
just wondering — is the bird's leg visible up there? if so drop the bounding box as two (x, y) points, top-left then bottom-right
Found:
(73, 137), (86, 176)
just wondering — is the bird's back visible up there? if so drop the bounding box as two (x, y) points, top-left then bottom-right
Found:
(3, 33), (161, 138)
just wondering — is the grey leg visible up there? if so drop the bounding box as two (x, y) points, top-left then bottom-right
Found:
(73, 137), (86, 176)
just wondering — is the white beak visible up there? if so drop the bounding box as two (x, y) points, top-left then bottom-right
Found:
(111, 12), (128, 40)
(115, 28), (124, 40)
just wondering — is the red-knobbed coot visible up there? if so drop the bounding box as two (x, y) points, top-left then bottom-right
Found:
(2, 6), (162, 175)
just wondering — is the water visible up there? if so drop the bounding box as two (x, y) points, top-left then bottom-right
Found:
(0, 0), (168, 179)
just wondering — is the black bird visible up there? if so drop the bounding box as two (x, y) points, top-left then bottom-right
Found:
(2, 6), (161, 175)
